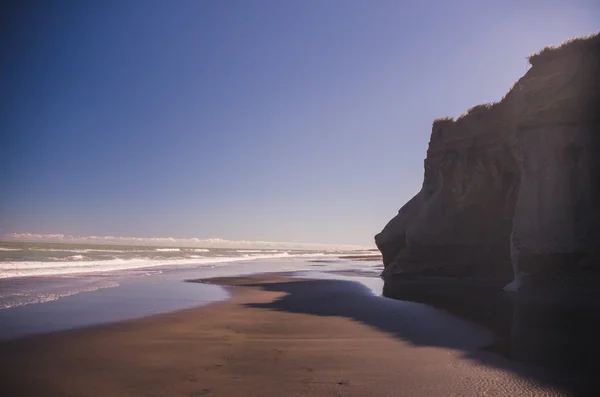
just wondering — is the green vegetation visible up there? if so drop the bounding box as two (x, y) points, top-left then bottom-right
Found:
(528, 33), (600, 66)
(428, 32), (599, 131)
(467, 103), (495, 114)
(432, 117), (454, 128)
(455, 102), (497, 121)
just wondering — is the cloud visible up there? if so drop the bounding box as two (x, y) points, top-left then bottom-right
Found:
(1, 233), (373, 251)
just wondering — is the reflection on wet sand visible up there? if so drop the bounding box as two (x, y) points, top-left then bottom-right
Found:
(383, 278), (600, 376)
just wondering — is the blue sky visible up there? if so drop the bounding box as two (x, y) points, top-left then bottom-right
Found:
(1, 1), (599, 246)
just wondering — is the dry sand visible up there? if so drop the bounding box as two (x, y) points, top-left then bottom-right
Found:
(0, 274), (593, 396)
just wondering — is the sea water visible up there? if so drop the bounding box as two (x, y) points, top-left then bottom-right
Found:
(0, 241), (382, 339)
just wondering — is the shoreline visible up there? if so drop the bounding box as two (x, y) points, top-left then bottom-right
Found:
(1, 273), (594, 396)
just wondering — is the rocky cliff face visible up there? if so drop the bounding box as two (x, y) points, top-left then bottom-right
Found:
(376, 34), (600, 292)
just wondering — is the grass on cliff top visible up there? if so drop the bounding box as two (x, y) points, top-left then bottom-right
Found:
(432, 102), (499, 128)
(460, 102), (497, 119)
(432, 117), (454, 129)
(528, 32), (600, 66)
(431, 33), (599, 131)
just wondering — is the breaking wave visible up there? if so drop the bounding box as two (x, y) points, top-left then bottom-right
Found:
(0, 252), (329, 279)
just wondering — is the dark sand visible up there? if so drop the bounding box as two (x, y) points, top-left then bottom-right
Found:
(0, 274), (594, 396)
(338, 254), (383, 261)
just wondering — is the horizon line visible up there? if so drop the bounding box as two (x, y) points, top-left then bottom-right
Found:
(1, 233), (376, 251)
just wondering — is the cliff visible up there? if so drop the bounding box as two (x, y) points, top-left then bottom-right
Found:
(376, 33), (600, 292)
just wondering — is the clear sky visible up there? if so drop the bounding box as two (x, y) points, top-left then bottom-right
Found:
(1, 1), (599, 247)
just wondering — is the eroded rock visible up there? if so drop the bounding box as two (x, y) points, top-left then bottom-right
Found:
(376, 34), (600, 291)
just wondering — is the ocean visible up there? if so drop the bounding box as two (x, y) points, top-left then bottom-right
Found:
(0, 241), (378, 279)
(0, 241), (382, 335)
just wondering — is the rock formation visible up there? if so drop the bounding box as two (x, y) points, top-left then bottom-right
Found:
(376, 33), (600, 292)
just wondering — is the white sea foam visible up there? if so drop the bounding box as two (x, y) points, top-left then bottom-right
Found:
(4, 232), (372, 251)
(0, 252), (330, 279)
(80, 249), (132, 253)
(191, 248), (210, 252)
(0, 248), (21, 251)
(30, 248), (147, 253)
(236, 249), (280, 253)
(0, 280), (120, 309)
(341, 251), (381, 256)
(155, 248), (180, 252)
(30, 248), (85, 252)
(48, 255), (90, 261)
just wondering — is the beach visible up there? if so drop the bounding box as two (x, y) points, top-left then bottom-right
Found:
(4, 4), (599, 396)
(1, 273), (593, 397)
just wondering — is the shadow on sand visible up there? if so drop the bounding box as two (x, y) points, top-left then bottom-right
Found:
(231, 278), (599, 396)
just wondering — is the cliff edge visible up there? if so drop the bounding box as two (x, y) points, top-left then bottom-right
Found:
(376, 33), (600, 292)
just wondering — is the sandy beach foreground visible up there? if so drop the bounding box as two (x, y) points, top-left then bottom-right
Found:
(0, 274), (594, 397)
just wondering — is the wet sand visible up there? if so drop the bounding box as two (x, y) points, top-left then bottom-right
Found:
(0, 274), (593, 396)
(337, 254), (383, 261)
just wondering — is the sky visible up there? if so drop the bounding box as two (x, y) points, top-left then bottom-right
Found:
(1, 1), (599, 247)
